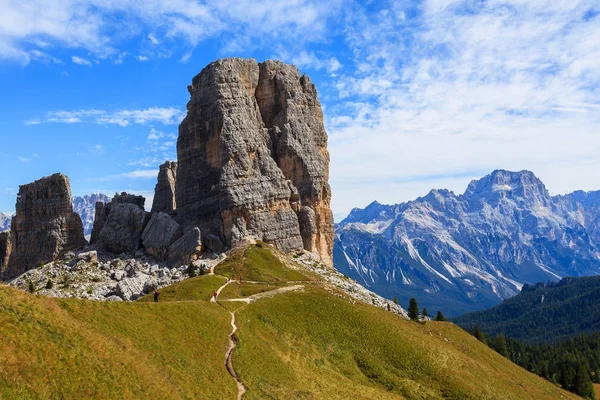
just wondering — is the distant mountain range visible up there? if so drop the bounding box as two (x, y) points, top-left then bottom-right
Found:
(72, 194), (111, 238)
(0, 212), (11, 232)
(0, 194), (111, 238)
(334, 170), (600, 316)
(453, 275), (600, 343)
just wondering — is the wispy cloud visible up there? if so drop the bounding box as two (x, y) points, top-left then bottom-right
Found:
(278, 50), (343, 73)
(71, 56), (92, 66)
(0, 0), (341, 64)
(28, 107), (185, 126)
(128, 128), (177, 168)
(325, 0), (600, 216)
(90, 169), (158, 182)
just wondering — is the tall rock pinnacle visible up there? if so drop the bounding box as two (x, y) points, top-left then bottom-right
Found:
(152, 161), (177, 214)
(175, 58), (334, 265)
(1, 174), (86, 280)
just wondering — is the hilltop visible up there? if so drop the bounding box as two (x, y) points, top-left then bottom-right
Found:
(0, 242), (576, 399)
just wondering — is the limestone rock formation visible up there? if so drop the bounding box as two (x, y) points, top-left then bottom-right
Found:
(175, 58), (334, 265)
(152, 162), (177, 214)
(94, 193), (149, 254)
(1, 174), (86, 280)
(90, 202), (108, 244)
(141, 212), (182, 261)
(0, 231), (11, 275)
(168, 227), (202, 267)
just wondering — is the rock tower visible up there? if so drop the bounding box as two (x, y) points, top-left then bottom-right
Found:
(174, 58), (334, 265)
(1, 174), (86, 280)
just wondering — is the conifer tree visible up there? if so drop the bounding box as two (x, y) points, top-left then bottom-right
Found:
(422, 308), (429, 317)
(435, 311), (446, 321)
(473, 326), (487, 345)
(494, 334), (509, 358)
(408, 298), (419, 320)
(392, 296), (399, 305)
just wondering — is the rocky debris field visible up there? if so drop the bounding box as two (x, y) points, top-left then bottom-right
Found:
(9, 247), (224, 301)
(292, 251), (409, 319)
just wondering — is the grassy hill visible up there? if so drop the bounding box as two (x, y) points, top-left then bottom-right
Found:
(453, 276), (600, 343)
(0, 243), (579, 399)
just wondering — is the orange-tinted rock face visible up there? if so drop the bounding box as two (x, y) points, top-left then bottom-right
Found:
(175, 58), (334, 265)
(1, 174), (86, 280)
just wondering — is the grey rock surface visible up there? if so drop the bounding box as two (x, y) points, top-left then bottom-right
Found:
(0, 231), (11, 274)
(168, 227), (202, 267)
(1, 174), (86, 280)
(8, 248), (222, 301)
(141, 212), (182, 261)
(175, 58), (333, 265)
(98, 202), (149, 254)
(152, 161), (177, 214)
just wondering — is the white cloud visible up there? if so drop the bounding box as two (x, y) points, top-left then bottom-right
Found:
(325, 0), (600, 218)
(17, 156), (31, 162)
(148, 33), (160, 45)
(278, 50), (343, 73)
(0, 0), (341, 63)
(138, 55), (149, 61)
(71, 56), (92, 66)
(31, 107), (185, 126)
(91, 169), (158, 182)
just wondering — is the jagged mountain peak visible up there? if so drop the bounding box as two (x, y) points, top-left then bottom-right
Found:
(463, 169), (550, 206)
(335, 169), (600, 316)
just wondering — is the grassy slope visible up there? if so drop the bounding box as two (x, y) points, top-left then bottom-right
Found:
(235, 286), (578, 400)
(0, 243), (580, 399)
(215, 244), (308, 283)
(0, 286), (235, 399)
(138, 274), (227, 302)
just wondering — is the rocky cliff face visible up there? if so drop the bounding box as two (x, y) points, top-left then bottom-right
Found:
(335, 170), (600, 316)
(92, 193), (149, 254)
(175, 58), (333, 265)
(0, 231), (11, 274)
(152, 162), (177, 214)
(1, 174), (86, 280)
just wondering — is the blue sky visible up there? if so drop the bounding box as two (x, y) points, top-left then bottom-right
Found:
(1, 1), (599, 221)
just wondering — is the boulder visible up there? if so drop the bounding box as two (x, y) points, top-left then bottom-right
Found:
(2, 173), (86, 280)
(98, 203), (149, 254)
(77, 250), (98, 263)
(168, 227), (202, 267)
(152, 161), (177, 213)
(141, 212), (182, 261)
(115, 278), (146, 301)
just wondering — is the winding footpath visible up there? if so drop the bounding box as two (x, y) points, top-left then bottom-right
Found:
(225, 311), (247, 400)
(214, 279), (305, 399)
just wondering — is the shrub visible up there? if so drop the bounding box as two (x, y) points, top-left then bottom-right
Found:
(45, 279), (53, 289)
(255, 242), (263, 248)
(198, 264), (208, 276)
(28, 281), (36, 293)
(187, 263), (197, 277)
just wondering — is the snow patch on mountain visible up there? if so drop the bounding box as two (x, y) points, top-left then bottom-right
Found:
(335, 169), (600, 316)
